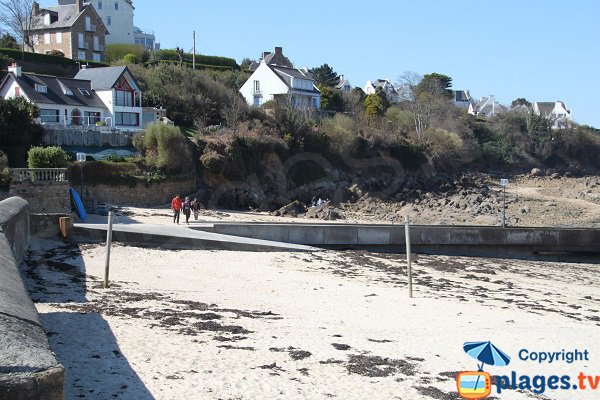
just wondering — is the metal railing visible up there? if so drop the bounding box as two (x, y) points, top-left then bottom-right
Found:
(10, 168), (68, 183)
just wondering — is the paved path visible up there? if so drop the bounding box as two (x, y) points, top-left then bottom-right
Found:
(74, 223), (319, 252)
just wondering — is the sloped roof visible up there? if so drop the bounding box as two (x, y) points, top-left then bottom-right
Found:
(74, 66), (138, 90)
(269, 65), (319, 94)
(454, 90), (472, 102)
(535, 102), (555, 117)
(4, 72), (105, 108)
(263, 52), (293, 68)
(32, 3), (108, 33)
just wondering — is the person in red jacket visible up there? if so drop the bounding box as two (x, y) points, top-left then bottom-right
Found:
(171, 194), (182, 224)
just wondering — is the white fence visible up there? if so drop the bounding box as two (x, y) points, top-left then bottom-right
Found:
(10, 168), (68, 183)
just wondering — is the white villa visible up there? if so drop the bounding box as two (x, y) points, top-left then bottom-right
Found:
(468, 95), (508, 117)
(239, 47), (320, 109)
(533, 101), (572, 129)
(0, 64), (147, 130)
(363, 79), (399, 102)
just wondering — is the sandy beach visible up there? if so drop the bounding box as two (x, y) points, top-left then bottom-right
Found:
(20, 231), (600, 399)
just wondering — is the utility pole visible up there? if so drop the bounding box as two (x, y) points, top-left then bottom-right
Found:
(192, 30), (196, 70)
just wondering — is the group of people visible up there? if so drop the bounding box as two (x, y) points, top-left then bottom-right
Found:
(171, 195), (201, 224)
(310, 196), (329, 207)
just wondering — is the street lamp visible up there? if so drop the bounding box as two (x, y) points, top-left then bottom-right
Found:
(77, 152), (86, 197)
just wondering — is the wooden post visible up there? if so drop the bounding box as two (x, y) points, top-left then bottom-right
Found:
(103, 210), (114, 289)
(405, 215), (413, 298)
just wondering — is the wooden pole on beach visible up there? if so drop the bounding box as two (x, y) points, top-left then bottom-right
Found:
(405, 216), (413, 298)
(103, 210), (114, 289)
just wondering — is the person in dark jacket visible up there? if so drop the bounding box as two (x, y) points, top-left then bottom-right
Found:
(182, 196), (192, 225)
(191, 197), (200, 220)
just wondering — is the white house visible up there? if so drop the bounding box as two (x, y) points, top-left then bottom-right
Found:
(0, 64), (144, 131)
(468, 95), (507, 117)
(239, 47), (320, 109)
(533, 101), (572, 129)
(363, 79), (399, 102)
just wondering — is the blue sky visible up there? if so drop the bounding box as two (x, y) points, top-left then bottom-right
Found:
(39, 0), (600, 127)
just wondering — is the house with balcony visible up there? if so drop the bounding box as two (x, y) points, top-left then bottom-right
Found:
(239, 47), (320, 109)
(1, 64), (143, 131)
(30, 0), (108, 62)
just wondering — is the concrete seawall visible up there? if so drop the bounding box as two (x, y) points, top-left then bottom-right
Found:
(192, 223), (600, 261)
(0, 197), (64, 400)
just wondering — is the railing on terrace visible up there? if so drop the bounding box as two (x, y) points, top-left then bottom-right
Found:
(10, 168), (68, 183)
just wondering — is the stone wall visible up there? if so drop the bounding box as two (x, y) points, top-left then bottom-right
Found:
(9, 181), (71, 214)
(84, 178), (196, 207)
(0, 197), (65, 400)
(43, 127), (134, 147)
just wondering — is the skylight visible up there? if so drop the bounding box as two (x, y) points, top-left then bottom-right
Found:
(35, 84), (47, 93)
(78, 88), (91, 96)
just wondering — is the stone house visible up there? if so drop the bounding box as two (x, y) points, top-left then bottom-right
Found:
(30, 0), (108, 62)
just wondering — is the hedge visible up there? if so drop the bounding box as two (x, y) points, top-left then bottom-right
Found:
(27, 146), (70, 168)
(157, 49), (238, 69)
(150, 59), (234, 71)
(0, 48), (108, 67)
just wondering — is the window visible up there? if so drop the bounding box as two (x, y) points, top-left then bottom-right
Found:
(253, 96), (261, 106)
(35, 84), (48, 93)
(107, 16), (111, 26)
(78, 32), (85, 48)
(40, 109), (59, 123)
(114, 1), (119, 10)
(78, 88), (91, 96)
(15, 87), (20, 97)
(93, 36), (99, 51)
(56, 31), (62, 44)
(44, 33), (51, 44)
(253, 80), (260, 94)
(115, 112), (139, 126)
(85, 16), (91, 31)
(84, 111), (101, 124)
(98, 1), (102, 9)
(93, 53), (101, 62)
(77, 50), (86, 60)
(115, 89), (134, 106)
(44, 14), (51, 25)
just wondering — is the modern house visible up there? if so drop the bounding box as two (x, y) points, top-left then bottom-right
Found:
(468, 95), (507, 117)
(239, 47), (320, 109)
(533, 101), (572, 129)
(30, 0), (108, 62)
(0, 64), (144, 131)
(58, 0), (158, 48)
(453, 90), (474, 109)
(363, 79), (399, 102)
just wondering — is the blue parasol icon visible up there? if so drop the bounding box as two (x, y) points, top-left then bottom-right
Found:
(463, 341), (511, 371)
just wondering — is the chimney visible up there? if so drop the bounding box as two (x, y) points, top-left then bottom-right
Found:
(32, 1), (40, 15)
(9, 63), (22, 77)
(274, 46), (283, 55)
(77, 0), (84, 11)
(261, 51), (270, 60)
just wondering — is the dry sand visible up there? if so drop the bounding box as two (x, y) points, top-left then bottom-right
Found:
(21, 237), (600, 400)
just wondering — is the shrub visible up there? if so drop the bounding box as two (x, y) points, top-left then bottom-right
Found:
(105, 44), (148, 64)
(426, 128), (465, 171)
(134, 123), (193, 174)
(46, 49), (64, 57)
(321, 114), (358, 155)
(0, 48), (108, 67)
(0, 150), (9, 188)
(157, 49), (238, 69)
(123, 53), (139, 64)
(27, 146), (70, 168)
(105, 154), (128, 163)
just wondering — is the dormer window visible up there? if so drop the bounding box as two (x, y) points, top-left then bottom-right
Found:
(78, 88), (91, 96)
(35, 84), (48, 93)
(44, 14), (51, 25)
(64, 88), (73, 95)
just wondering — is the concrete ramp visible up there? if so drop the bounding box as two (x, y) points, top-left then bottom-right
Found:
(74, 223), (319, 252)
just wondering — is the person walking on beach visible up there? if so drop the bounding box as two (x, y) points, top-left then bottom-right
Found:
(191, 197), (200, 221)
(171, 194), (182, 224)
(182, 196), (192, 225)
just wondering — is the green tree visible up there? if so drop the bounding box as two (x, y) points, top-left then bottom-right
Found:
(0, 96), (43, 166)
(0, 32), (18, 48)
(417, 73), (453, 99)
(511, 98), (531, 108)
(364, 93), (385, 119)
(318, 84), (344, 111)
(240, 57), (254, 70)
(133, 123), (193, 174)
(310, 63), (340, 87)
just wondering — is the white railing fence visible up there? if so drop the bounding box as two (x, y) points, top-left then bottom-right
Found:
(10, 168), (68, 183)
